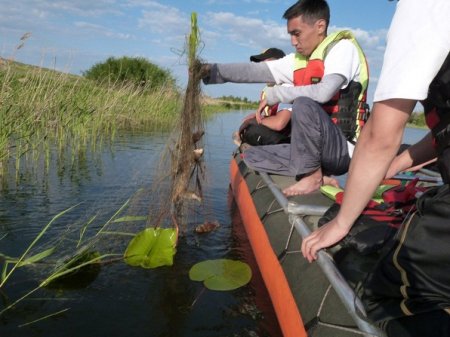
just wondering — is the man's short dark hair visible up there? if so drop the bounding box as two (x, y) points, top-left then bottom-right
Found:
(283, 0), (330, 28)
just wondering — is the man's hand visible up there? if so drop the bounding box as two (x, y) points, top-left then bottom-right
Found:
(199, 63), (211, 79)
(301, 218), (351, 262)
(256, 97), (268, 124)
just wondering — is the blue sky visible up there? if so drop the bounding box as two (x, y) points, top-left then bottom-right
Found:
(0, 0), (398, 104)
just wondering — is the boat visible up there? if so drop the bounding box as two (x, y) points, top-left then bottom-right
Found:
(229, 150), (440, 337)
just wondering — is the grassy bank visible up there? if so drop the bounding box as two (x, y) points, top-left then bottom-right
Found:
(201, 96), (258, 113)
(0, 59), (256, 174)
(0, 59), (185, 164)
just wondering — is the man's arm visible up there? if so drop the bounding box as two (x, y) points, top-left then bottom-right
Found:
(301, 98), (415, 262)
(202, 62), (275, 84)
(264, 73), (346, 106)
(260, 109), (292, 131)
(386, 132), (437, 178)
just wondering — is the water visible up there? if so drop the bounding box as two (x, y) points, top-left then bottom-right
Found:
(0, 110), (281, 337)
(0, 110), (428, 337)
(402, 126), (428, 145)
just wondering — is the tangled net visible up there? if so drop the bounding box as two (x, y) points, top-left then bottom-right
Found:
(150, 13), (208, 235)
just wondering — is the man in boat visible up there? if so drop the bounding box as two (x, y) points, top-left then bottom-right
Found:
(201, 0), (370, 196)
(234, 47), (294, 147)
(301, 0), (450, 335)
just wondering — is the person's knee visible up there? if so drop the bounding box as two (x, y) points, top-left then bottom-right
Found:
(292, 96), (317, 123)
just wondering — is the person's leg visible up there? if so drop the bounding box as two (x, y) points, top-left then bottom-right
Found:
(283, 97), (350, 196)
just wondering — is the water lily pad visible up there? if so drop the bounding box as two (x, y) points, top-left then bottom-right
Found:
(124, 228), (177, 269)
(189, 259), (252, 291)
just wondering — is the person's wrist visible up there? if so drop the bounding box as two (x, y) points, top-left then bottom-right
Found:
(334, 214), (353, 232)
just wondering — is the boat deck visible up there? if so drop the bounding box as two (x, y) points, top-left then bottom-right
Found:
(230, 152), (384, 337)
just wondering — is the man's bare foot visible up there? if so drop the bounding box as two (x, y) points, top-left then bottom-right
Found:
(283, 168), (323, 196)
(323, 176), (340, 188)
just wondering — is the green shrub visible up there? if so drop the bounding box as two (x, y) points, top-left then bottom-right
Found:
(82, 56), (175, 92)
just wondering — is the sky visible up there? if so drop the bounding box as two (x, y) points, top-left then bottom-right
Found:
(0, 0), (399, 105)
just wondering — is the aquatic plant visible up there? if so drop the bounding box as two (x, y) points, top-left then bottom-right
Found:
(0, 204), (79, 288)
(189, 259), (252, 291)
(0, 198), (130, 316)
(124, 227), (178, 268)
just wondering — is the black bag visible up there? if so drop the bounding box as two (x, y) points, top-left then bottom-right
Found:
(239, 119), (290, 146)
(318, 179), (425, 255)
(318, 201), (404, 255)
(362, 184), (450, 336)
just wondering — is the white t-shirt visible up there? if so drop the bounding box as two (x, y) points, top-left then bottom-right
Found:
(266, 39), (362, 90)
(374, 0), (450, 102)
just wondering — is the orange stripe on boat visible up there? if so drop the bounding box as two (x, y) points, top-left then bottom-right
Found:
(230, 159), (307, 337)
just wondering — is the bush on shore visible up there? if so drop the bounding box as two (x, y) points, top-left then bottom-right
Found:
(83, 56), (176, 92)
(408, 112), (426, 127)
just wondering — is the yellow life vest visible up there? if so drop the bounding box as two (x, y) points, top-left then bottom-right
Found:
(293, 30), (370, 142)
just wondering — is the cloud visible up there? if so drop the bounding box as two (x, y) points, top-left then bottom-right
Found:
(0, 3), (48, 28)
(44, 0), (122, 17)
(137, 3), (189, 34)
(74, 21), (134, 40)
(202, 11), (387, 60)
(201, 10), (389, 50)
(0, 0), (122, 19)
(125, 0), (168, 9)
(330, 25), (387, 49)
(205, 0), (235, 5)
(203, 12), (289, 50)
(0, 0), (125, 44)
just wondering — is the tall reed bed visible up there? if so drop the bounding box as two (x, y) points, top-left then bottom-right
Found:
(0, 59), (181, 172)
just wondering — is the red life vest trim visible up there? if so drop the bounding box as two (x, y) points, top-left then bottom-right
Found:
(293, 59), (324, 86)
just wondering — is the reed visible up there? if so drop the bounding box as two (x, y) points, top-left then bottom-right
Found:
(0, 196), (133, 317)
(0, 60), (182, 173)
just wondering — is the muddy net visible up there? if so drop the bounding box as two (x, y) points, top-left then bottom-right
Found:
(149, 14), (210, 235)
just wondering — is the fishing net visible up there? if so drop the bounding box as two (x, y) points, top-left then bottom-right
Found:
(148, 13), (209, 234)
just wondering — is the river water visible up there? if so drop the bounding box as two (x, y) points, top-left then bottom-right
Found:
(0, 110), (427, 337)
(0, 110), (281, 337)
